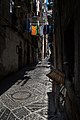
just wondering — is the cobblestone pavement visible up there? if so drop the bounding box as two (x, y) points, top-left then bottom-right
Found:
(0, 58), (67, 120)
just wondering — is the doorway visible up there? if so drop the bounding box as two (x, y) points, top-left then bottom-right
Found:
(64, 18), (74, 82)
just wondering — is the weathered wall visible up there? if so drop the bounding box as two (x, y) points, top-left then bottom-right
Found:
(54, 0), (80, 119)
(0, 0), (40, 80)
(54, 0), (62, 70)
(0, 27), (24, 79)
(60, 0), (80, 118)
(74, 1), (80, 114)
(61, 0), (80, 101)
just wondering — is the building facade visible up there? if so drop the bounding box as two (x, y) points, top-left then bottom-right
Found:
(0, 0), (39, 79)
(53, 0), (80, 119)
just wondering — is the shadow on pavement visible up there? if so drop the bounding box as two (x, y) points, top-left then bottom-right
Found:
(0, 66), (35, 96)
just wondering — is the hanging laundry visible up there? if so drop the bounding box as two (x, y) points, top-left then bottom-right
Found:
(31, 25), (39, 35)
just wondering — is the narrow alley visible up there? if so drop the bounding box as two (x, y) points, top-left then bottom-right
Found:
(0, 0), (80, 120)
(0, 58), (66, 120)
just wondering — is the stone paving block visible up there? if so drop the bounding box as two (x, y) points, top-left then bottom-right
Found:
(33, 79), (49, 86)
(26, 99), (48, 112)
(7, 113), (19, 120)
(27, 82), (46, 94)
(0, 102), (6, 117)
(24, 113), (45, 120)
(36, 107), (48, 119)
(12, 107), (30, 119)
(0, 94), (19, 109)
(0, 106), (7, 117)
(0, 107), (10, 120)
